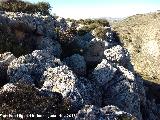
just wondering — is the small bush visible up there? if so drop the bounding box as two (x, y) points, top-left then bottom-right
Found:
(94, 27), (107, 39)
(0, 0), (51, 15)
(0, 23), (36, 57)
(58, 27), (77, 44)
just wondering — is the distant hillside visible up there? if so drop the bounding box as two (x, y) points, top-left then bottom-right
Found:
(112, 11), (160, 84)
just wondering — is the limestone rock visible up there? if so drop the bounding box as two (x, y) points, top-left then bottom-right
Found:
(91, 59), (117, 86)
(0, 52), (16, 86)
(41, 66), (102, 112)
(41, 65), (77, 97)
(104, 45), (130, 68)
(57, 17), (68, 31)
(83, 38), (106, 64)
(103, 65), (142, 120)
(37, 37), (62, 57)
(68, 77), (102, 112)
(0, 12), (61, 38)
(75, 105), (135, 120)
(63, 54), (86, 76)
(7, 50), (62, 86)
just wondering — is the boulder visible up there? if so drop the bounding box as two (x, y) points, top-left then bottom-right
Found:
(36, 37), (62, 57)
(91, 59), (117, 86)
(41, 66), (102, 112)
(104, 45), (131, 69)
(63, 54), (86, 76)
(75, 105), (135, 120)
(103, 65), (142, 120)
(0, 52), (16, 86)
(57, 17), (68, 31)
(7, 50), (62, 86)
(83, 38), (106, 64)
(41, 65), (77, 97)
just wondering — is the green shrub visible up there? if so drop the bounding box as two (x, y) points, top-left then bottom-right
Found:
(0, 0), (51, 15)
(0, 23), (36, 57)
(94, 27), (107, 39)
(58, 27), (77, 44)
(77, 26), (91, 36)
(77, 18), (109, 27)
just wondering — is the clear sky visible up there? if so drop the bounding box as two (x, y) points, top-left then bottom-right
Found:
(25, 0), (160, 19)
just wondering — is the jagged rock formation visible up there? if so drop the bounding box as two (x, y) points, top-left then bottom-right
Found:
(0, 11), (160, 120)
(75, 105), (136, 120)
(7, 50), (62, 86)
(0, 52), (16, 86)
(0, 11), (58, 37)
(63, 54), (86, 76)
(41, 66), (102, 112)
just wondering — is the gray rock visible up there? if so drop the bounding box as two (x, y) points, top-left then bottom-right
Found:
(91, 59), (117, 86)
(69, 77), (102, 112)
(41, 66), (102, 112)
(63, 54), (86, 76)
(75, 105), (135, 120)
(57, 17), (68, 31)
(103, 65), (142, 120)
(104, 45), (131, 69)
(0, 12), (60, 38)
(1, 83), (17, 92)
(83, 38), (106, 64)
(36, 37), (62, 57)
(0, 52), (16, 86)
(41, 65), (77, 97)
(7, 50), (62, 86)
(74, 33), (94, 49)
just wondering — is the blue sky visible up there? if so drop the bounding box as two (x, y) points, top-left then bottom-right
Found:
(25, 0), (160, 19)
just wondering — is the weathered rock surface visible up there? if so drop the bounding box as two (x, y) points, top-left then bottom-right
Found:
(0, 12), (58, 37)
(36, 37), (62, 57)
(41, 65), (77, 97)
(63, 54), (86, 76)
(41, 66), (102, 112)
(0, 52), (16, 86)
(7, 50), (62, 86)
(102, 65), (142, 120)
(0, 11), (159, 120)
(104, 45), (131, 69)
(91, 59), (117, 86)
(75, 105), (135, 120)
(83, 38), (106, 64)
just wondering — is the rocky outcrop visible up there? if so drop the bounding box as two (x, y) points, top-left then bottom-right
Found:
(91, 59), (117, 86)
(7, 50), (62, 86)
(75, 105), (135, 120)
(83, 38), (106, 64)
(0, 12), (58, 37)
(63, 54), (86, 76)
(36, 37), (62, 57)
(41, 65), (77, 97)
(104, 45), (132, 69)
(0, 52), (16, 86)
(103, 65), (141, 119)
(41, 66), (102, 112)
(0, 11), (159, 120)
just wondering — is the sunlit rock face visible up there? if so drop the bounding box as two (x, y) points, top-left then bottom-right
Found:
(1, 11), (160, 120)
